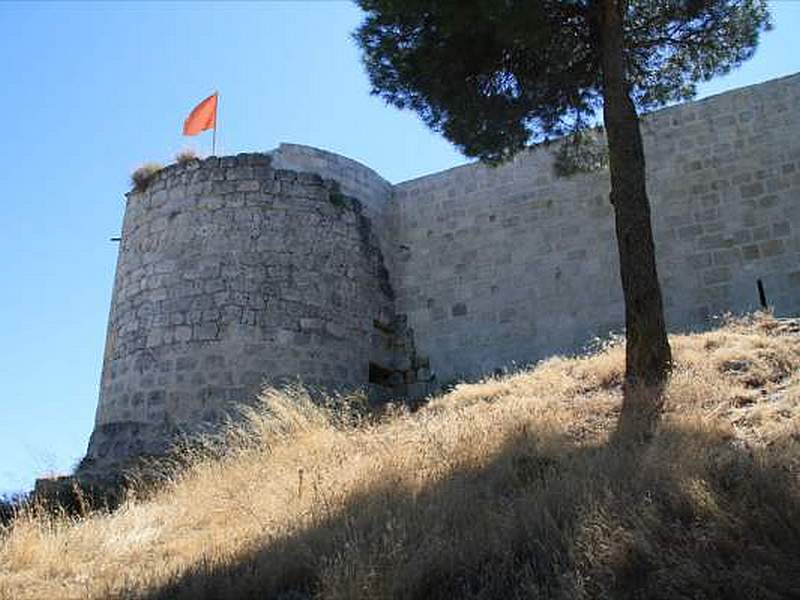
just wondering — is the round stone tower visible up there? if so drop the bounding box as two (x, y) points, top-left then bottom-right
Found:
(81, 145), (404, 474)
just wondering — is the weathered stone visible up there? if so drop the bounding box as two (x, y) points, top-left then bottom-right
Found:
(83, 73), (800, 478)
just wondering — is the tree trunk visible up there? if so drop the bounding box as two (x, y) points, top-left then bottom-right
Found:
(600, 0), (672, 441)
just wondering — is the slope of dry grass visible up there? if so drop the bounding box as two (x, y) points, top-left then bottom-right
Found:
(2, 314), (799, 599)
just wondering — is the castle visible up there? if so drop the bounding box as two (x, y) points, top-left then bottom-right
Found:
(81, 73), (800, 474)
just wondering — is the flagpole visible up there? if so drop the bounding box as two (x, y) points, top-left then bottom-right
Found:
(211, 90), (219, 156)
(212, 91), (218, 156)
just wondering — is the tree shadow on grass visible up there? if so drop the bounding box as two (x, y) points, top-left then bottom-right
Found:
(137, 423), (800, 600)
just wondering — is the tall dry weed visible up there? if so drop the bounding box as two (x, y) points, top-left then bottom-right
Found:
(1, 315), (799, 599)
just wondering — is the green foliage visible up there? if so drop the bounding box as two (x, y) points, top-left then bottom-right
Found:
(354, 0), (771, 165)
(327, 181), (351, 213)
(626, 0), (772, 108)
(328, 190), (349, 211)
(553, 128), (609, 177)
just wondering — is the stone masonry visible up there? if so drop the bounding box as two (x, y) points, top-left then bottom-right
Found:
(82, 151), (408, 473)
(82, 72), (800, 474)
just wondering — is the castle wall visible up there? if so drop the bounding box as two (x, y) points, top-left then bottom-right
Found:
(83, 73), (800, 475)
(392, 73), (800, 382)
(84, 153), (396, 471)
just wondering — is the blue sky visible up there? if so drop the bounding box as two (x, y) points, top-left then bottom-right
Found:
(0, 1), (798, 496)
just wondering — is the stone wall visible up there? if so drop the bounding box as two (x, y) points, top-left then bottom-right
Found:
(83, 72), (800, 474)
(392, 73), (800, 382)
(83, 153), (400, 472)
(270, 143), (393, 236)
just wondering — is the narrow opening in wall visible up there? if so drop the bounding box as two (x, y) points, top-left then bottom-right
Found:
(369, 362), (393, 387)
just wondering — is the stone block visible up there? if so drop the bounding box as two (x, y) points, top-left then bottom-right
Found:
(147, 390), (166, 406)
(451, 303), (468, 317)
(193, 322), (219, 341)
(740, 182), (764, 198)
(741, 245), (761, 261)
(759, 195), (779, 208)
(703, 267), (732, 285)
(773, 221), (791, 237)
(760, 239), (785, 257)
(299, 318), (324, 331)
(687, 253), (712, 269)
(236, 180), (260, 192)
(698, 234), (733, 250)
(712, 249), (741, 266)
(752, 225), (771, 242)
(174, 326), (192, 343)
(678, 224), (703, 240)
(276, 329), (294, 345)
(326, 322), (346, 339)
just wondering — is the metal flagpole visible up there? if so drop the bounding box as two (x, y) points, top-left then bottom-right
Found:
(212, 91), (218, 156)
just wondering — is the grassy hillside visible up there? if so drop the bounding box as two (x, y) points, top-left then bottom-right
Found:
(2, 315), (800, 599)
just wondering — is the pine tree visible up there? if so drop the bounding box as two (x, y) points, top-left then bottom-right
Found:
(354, 0), (770, 439)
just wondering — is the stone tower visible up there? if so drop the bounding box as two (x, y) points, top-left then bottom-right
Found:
(81, 146), (425, 475)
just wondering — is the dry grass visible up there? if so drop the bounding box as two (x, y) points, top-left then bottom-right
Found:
(130, 163), (163, 193)
(2, 314), (799, 599)
(174, 148), (200, 164)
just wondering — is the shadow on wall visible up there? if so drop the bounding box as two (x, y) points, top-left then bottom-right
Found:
(136, 423), (800, 600)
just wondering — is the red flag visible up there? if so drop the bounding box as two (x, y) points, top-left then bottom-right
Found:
(183, 93), (217, 136)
